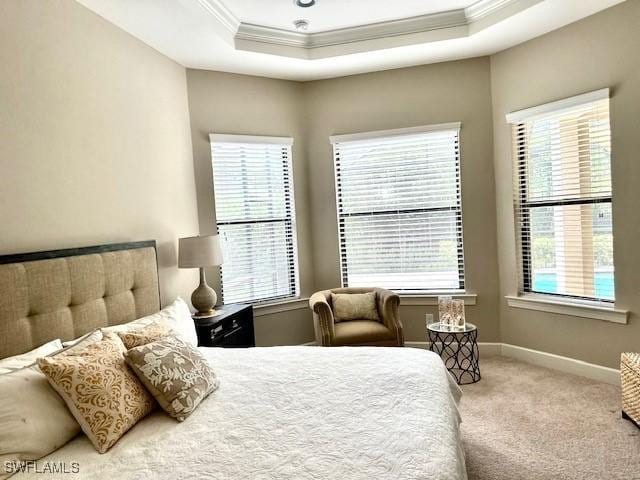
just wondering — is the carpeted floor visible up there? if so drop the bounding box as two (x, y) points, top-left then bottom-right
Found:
(459, 356), (640, 480)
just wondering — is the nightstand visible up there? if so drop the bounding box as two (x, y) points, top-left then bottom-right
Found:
(193, 304), (255, 348)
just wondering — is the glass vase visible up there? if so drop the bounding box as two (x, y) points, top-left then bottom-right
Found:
(438, 296), (453, 328)
(451, 299), (466, 330)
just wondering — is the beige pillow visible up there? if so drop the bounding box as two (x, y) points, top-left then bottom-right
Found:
(37, 332), (155, 454)
(117, 322), (171, 349)
(0, 339), (62, 374)
(0, 327), (104, 475)
(331, 292), (380, 322)
(102, 297), (198, 347)
(125, 335), (219, 422)
(0, 365), (81, 477)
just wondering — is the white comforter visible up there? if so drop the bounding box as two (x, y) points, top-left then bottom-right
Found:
(19, 346), (466, 480)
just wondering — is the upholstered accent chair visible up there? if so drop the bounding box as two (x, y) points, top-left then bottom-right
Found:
(309, 287), (403, 347)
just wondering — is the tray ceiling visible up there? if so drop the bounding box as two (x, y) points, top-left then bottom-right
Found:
(224, 0), (477, 33)
(76, 0), (625, 80)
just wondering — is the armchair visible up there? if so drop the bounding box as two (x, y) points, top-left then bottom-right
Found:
(309, 287), (403, 347)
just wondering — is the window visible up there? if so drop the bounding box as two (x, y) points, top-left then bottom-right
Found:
(210, 134), (299, 304)
(506, 89), (614, 302)
(331, 124), (465, 293)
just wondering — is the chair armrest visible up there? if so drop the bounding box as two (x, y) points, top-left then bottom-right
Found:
(375, 288), (403, 344)
(309, 292), (335, 346)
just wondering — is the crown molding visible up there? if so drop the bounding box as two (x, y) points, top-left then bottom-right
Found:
(465, 0), (516, 22)
(236, 9), (467, 49)
(236, 23), (307, 48)
(198, 0), (544, 59)
(312, 10), (467, 47)
(196, 0), (240, 34)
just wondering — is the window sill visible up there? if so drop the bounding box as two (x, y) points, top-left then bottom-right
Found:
(505, 294), (628, 324)
(253, 297), (310, 317)
(400, 293), (477, 306)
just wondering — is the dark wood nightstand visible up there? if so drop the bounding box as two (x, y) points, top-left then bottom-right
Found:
(193, 304), (255, 348)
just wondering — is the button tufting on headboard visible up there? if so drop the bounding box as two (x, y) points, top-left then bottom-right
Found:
(0, 241), (160, 359)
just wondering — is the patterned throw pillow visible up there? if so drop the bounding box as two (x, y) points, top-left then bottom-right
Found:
(117, 322), (171, 349)
(125, 335), (219, 421)
(331, 292), (381, 322)
(37, 333), (155, 453)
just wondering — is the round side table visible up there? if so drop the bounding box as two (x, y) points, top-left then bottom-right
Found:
(427, 322), (481, 385)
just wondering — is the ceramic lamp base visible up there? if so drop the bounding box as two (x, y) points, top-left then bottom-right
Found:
(191, 267), (218, 317)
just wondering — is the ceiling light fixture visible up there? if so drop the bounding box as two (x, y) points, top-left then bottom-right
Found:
(294, 0), (316, 7)
(293, 19), (309, 32)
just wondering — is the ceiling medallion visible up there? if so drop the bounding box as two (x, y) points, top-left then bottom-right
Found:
(294, 0), (316, 7)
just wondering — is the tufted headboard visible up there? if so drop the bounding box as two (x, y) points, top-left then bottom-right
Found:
(0, 241), (160, 359)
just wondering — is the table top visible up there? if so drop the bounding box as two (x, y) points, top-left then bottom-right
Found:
(192, 303), (251, 326)
(427, 322), (476, 333)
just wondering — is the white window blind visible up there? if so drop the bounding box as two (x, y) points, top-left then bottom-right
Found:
(331, 124), (465, 292)
(210, 134), (299, 304)
(507, 89), (614, 302)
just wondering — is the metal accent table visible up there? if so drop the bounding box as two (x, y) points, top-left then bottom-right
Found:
(427, 322), (480, 385)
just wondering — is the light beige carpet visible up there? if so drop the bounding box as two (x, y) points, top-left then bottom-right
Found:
(459, 356), (640, 480)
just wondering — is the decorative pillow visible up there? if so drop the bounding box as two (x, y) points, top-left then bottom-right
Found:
(331, 292), (380, 322)
(102, 297), (198, 347)
(0, 329), (105, 474)
(117, 322), (171, 349)
(0, 364), (81, 475)
(37, 333), (155, 454)
(125, 335), (219, 422)
(0, 339), (62, 374)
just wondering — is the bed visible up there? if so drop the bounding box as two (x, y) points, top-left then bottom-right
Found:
(0, 241), (466, 480)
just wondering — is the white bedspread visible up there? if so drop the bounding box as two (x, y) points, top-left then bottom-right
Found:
(17, 346), (466, 480)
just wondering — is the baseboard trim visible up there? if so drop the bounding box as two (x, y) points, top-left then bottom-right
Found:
(299, 340), (620, 385)
(500, 343), (620, 386)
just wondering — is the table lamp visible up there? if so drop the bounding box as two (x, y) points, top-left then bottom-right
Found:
(178, 235), (223, 318)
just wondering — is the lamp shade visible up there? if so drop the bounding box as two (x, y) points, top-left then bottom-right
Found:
(178, 235), (223, 268)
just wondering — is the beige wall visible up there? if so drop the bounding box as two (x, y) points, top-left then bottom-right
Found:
(7, 0), (636, 358)
(0, 0), (199, 305)
(305, 58), (501, 343)
(186, 70), (315, 346)
(186, 59), (501, 345)
(490, 0), (640, 368)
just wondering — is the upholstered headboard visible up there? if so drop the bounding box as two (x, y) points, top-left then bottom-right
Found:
(0, 241), (160, 359)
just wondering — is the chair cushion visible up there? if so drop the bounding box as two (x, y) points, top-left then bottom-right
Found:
(331, 292), (380, 322)
(333, 320), (395, 346)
